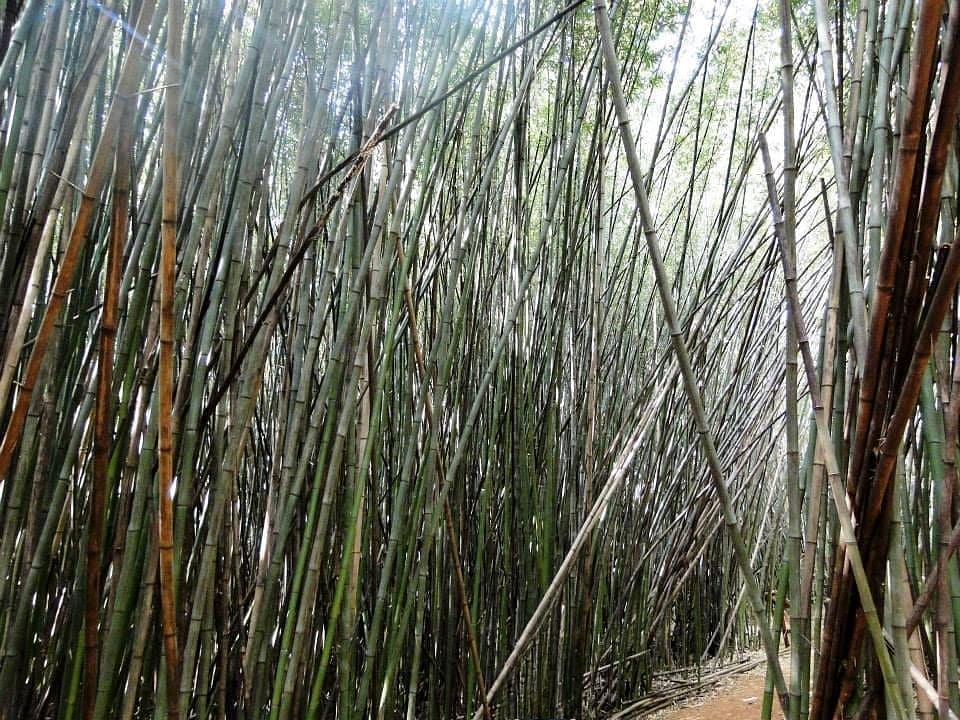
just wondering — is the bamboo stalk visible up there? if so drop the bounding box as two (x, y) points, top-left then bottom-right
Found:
(157, 0), (184, 715)
(760, 134), (908, 720)
(595, 0), (788, 710)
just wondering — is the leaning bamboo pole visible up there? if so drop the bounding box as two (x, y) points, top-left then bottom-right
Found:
(760, 134), (908, 720)
(594, 0), (788, 709)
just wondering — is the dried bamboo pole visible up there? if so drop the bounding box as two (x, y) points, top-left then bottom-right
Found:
(82, 86), (134, 720)
(157, 0), (184, 713)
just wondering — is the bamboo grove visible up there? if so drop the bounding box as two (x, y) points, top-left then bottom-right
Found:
(0, 0), (958, 717)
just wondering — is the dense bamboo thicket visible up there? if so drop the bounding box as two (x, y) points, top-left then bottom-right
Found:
(0, 0), (958, 718)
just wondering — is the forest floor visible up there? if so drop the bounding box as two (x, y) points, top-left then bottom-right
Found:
(653, 661), (783, 720)
(642, 652), (788, 720)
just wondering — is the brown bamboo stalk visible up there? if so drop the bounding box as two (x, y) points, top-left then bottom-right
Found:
(846, 0), (941, 496)
(82, 91), (134, 720)
(157, 0), (184, 714)
(759, 134), (908, 720)
(868, 218), (960, 555)
(0, 0), (159, 479)
(868, 0), (960, 522)
(933, 356), (960, 720)
(906, 519), (960, 633)
(817, 3), (959, 714)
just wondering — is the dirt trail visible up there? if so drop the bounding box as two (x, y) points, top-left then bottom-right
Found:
(652, 657), (787, 720)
